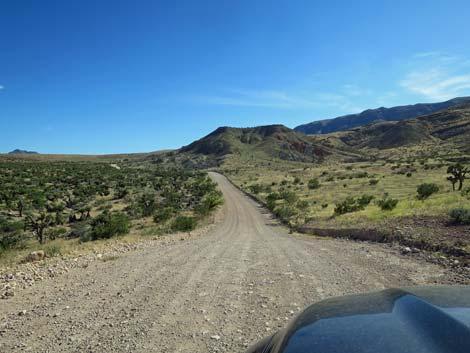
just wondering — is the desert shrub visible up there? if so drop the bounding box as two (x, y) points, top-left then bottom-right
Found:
(293, 177), (301, 184)
(321, 203), (328, 209)
(417, 183), (439, 200)
(352, 172), (368, 179)
(42, 243), (62, 257)
(307, 178), (321, 190)
(153, 207), (174, 223)
(274, 205), (298, 221)
(266, 192), (280, 210)
(406, 172), (412, 177)
(0, 217), (24, 251)
(47, 227), (67, 240)
(249, 184), (263, 194)
(461, 187), (470, 198)
(296, 200), (309, 210)
(279, 190), (298, 203)
(377, 194), (399, 211)
(357, 194), (375, 208)
(70, 222), (92, 242)
(137, 193), (157, 217)
(195, 191), (223, 216)
(449, 208), (470, 225)
(334, 197), (360, 215)
(369, 179), (379, 185)
(90, 212), (130, 240)
(248, 183), (271, 195)
(171, 215), (197, 232)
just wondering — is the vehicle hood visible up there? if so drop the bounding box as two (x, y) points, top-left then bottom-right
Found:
(247, 286), (470, 353)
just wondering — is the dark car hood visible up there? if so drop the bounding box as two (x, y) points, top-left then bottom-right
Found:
(247, 286), (470, 353)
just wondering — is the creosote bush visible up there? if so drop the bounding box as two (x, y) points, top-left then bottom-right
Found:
(90, 212), (130, 241)
(449, 208), (470, 225)
(334, 194), (374, 215)
(334, 197), (361, 215)
(307, 178), (320, 190)
(376, 194), (399, 211)
(171, 216), (197, 232)
(417, 183), (439, 200)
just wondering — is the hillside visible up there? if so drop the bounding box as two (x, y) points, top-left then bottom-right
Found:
(176, 124), (359, 167)
(294, 97), (470, 134)
(321, 104), (470, 151)
(8, 149), (38, 154)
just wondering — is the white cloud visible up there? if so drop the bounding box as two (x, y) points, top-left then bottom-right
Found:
(191, 89), (317, 109)
(341, 84), (372, 97)
(190, 87), (367, 114)
(400, 53), (470, 101)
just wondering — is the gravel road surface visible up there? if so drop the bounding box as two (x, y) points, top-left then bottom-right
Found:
(0, 172), (443, 352)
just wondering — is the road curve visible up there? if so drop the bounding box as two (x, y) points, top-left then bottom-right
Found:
(0, 172), (442, 353)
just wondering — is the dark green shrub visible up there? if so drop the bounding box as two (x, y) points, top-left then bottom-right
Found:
(153, 207), (174, 223)
(171, 216), (197, 232)
(0, 217), (24, 251)
(321, 203), (328, 209)
(296, 200), (309, 210)
(334, 197), (360, 215)
(137, 193), (157, 217)
(377, 194), (399, 211)
(279, 190), (298, 203)
(274, 205), (298, 221)
(266, 192), (280, 210)
(307, 178), (320, 190)
(369, 179), (379, 185)
(461, 187), (470, 198)
(47, 227), (67, 240)
(70, 222), (93, 242)
(449, 208), (470, 225)
(417, 183), (439, 200)
(357, 194), (375, 208)
(195, 191), (223, 216)
(90, 212), (130, 240)
(249, 184), (263, 194)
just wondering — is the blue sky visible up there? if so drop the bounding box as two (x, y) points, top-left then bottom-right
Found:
(1, 0), (470, 154)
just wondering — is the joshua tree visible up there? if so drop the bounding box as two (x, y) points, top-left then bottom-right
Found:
(447, 164), (469, 191)
(25, 212), (53, 244)
(16, 197), (26, 217)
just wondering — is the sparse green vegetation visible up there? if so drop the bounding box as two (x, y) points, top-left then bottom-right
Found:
(334, 197), (362, 215)
(376, 194), (399, 211)
(0, 159), (223, 264)
(171, 215), (198, 232)
(417, 183), (440, 200)
(449, 207), (470, 225)
(307, 178), (320, 190)
(89, 212), (130, 241)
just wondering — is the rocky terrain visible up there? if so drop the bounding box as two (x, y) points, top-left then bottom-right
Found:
(0, 173), (447, 353)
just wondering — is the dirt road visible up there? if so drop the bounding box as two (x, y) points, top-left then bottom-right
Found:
(0, 172), (443, 353)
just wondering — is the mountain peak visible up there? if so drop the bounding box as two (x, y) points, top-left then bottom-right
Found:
(295, 96), (470, 135)
(8, 149), (38, 155)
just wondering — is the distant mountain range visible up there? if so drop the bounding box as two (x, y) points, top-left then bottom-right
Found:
(173, 102), (470, 167)
(8, 149), (38, 155)
(294, 97), (470, 135)
(320, 103), (470, 151)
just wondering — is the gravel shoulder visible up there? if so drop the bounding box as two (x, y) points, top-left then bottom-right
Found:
(0, 172), (444, 353)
